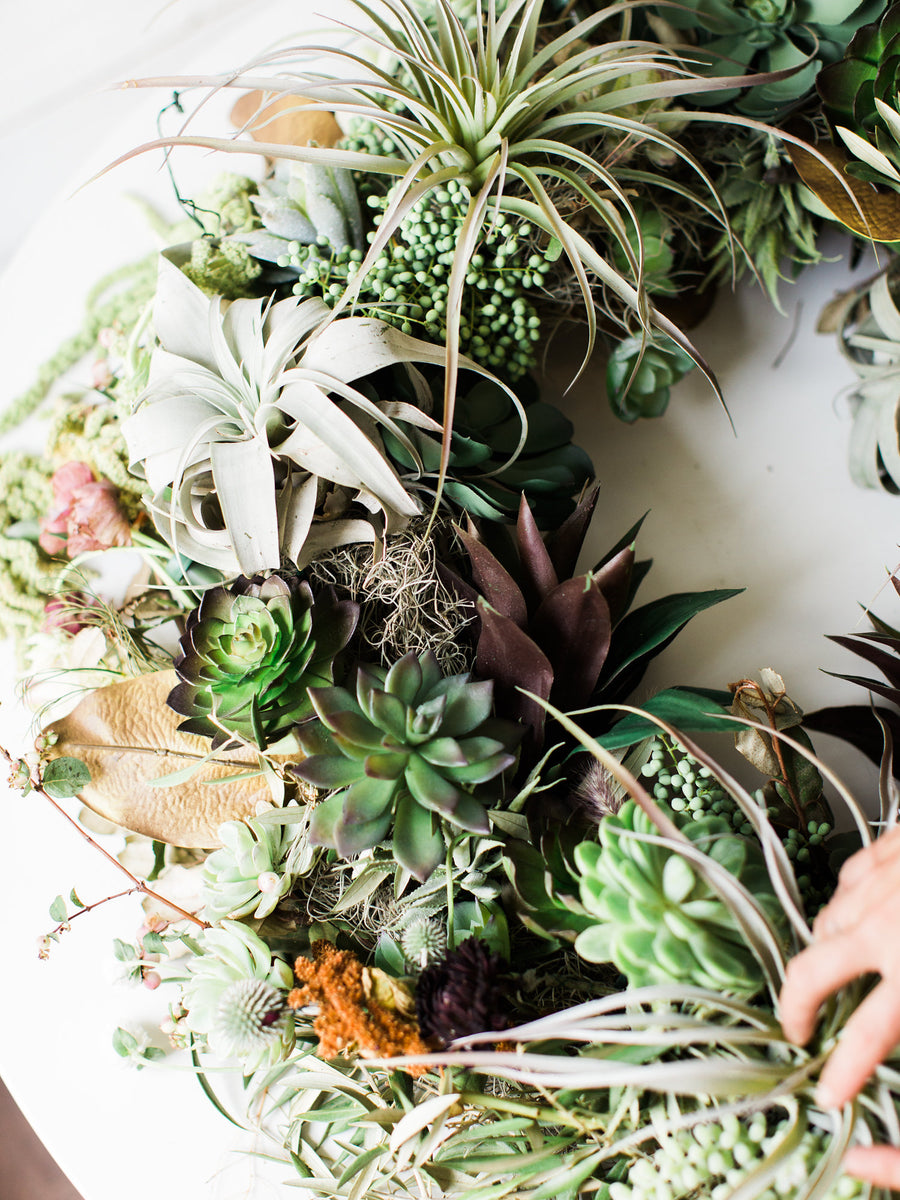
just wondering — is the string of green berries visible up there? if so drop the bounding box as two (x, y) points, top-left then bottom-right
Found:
(609, 1112), (865, 1200)
(284, 180), (552, 378)
(641, 737), (752, 837)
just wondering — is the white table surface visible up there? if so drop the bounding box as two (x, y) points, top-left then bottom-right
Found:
(1, 4), (899, 1198)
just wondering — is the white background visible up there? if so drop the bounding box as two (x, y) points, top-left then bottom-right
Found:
(0, 2), (898, 1197)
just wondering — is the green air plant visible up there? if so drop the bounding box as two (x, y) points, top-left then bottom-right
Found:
(291, 648), (521, 880)
(167, 573), (359, 749)
(397, 704), (900, 1199)
(113, 0), (761, 498)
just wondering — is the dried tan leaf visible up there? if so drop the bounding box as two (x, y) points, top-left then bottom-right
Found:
(787, 139), (900, 241)
(230, 91), (342, 148)
(45, 670), (291, 847)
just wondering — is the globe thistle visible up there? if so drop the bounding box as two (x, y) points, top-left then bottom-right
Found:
(213, 978), (288, 1057)
(182, 920), (294, 1070)
(415, 937), (513, 1046)
(399, 917), (448, 972)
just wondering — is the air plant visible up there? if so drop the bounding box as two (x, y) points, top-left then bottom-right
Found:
(123, 255), (515, 576)
(382, 702), (897, 1200)
(821, 264), (900, 492)
(109, 0), (775, 499)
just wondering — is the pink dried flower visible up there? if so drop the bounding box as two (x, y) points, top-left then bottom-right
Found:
(39, 462), (131, 557)
(42, 592), (98, 636)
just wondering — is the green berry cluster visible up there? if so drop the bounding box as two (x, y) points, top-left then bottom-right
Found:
(283, 180), (551, 377)
(610, 1112), (864, 1200)
(641, 738), (752, 837)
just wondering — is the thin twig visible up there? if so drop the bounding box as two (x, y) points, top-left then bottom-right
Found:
(2, 743), (208, 929)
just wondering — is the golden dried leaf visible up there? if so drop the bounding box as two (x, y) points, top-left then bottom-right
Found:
(45, 670), (288, 847)
(230, 91), (342, 148)
(787, 139), (900, 241)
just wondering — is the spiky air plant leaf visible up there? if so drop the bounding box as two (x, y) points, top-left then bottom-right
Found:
(107, 0), (786, 497)
(647, 0), (884, 117)
(167, 574), (358, 750)
(291, 649), (520, 880)
(445, 488), (741, 761)
(704, 132), (825, 309)
(122, 256), (505, 576)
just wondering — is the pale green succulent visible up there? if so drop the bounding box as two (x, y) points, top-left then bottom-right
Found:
(574, 799), (783, 996)
(201, 811), (320, 922)
(235, 160), (364, 264)
(182, 921), (295, 1068)
(609, 1109), (865, 1200)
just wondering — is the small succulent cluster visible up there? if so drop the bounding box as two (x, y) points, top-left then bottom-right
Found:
(168, 574), (358, 750)
(611, 1111), (866, 1200)
(284, 180), (553, 378)
(200, 811), (320, 922)
(605, 334), (696, 422)
(574, 798), (782, 996)
(656, 0), (885, 117)
(293, 649), (520, 880)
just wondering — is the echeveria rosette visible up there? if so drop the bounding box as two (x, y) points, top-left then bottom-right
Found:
(817, 2), (900, 191)
(574, 799), (784, 998)
(606, 334), (696, 422)
(168, 574), (358, 750)
(654, 0), (885, 117)
(293, 650), (521, 881)
(381, 372), (595, 528)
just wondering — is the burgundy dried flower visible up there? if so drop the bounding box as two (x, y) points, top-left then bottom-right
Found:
(415, 937), (513, 1046)
(39, 462), (131, 557)
(42, 592), (100, 637)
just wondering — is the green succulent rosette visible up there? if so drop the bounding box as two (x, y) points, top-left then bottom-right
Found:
(574, 799), (783, 997)
(606, 334), (696, 422)
(168, 574), (358, 749)
(817, 2), (900, 190)
(655, 0), (884, 116)
(292, 650), (521, 881)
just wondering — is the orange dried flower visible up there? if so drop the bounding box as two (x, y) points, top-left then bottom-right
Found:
(288, 941), (430, 1076)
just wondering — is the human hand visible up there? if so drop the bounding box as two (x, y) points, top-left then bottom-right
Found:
(779, 825), (900, 1188)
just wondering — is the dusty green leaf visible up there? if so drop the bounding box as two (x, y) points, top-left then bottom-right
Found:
(42, 756), (92, 799)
